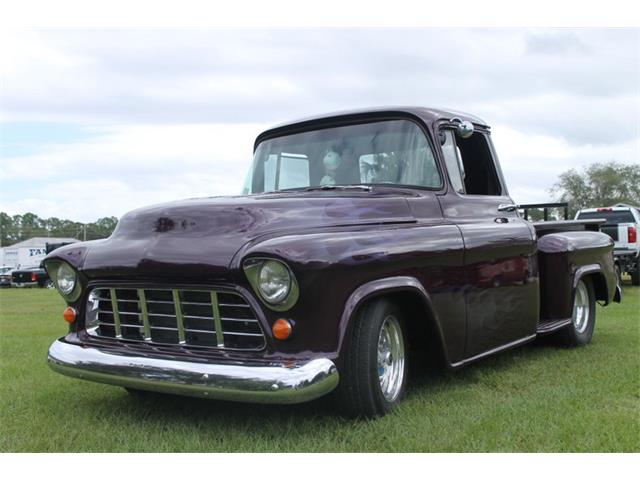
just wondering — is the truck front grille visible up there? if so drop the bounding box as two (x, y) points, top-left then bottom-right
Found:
(85, 287), (265, 351)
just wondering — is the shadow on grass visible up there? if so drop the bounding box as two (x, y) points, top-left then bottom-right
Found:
(74, 335), (567, 427)
(406, 335), (564, 397)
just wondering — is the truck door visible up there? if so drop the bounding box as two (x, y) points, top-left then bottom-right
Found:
(438, 128), (539, 360)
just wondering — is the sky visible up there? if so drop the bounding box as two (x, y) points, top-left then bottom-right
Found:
(0, 28), (639, 222)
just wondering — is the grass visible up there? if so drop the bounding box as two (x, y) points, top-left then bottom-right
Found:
(0, 285), (638, 452)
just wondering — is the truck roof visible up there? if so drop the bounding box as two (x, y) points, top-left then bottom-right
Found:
(255, 106), (489, 149)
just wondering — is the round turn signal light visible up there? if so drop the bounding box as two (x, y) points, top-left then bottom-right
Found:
(272, 318), (292, 340)
(62, 307), (77, 324)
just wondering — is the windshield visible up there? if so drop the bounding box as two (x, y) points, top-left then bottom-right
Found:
(243, 119), (442, 194)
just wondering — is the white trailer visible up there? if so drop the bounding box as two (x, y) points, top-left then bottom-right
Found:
(0, 237), (79, 269)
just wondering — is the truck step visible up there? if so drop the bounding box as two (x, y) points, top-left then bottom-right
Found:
(536, 319), (572, 335)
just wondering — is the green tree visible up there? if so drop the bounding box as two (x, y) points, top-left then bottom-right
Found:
(551, 161), (640, 217)
(0, 212), (119, 246)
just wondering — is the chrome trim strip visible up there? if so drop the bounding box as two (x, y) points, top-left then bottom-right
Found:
(210, 291), (225, 347)
(451, 334), (537, 368)
(138, 289), (152, 341)
(223, 331), (264, 337)
(220, 317), (259, 323)
(48, 339), (339, 405)
(172, 290), (186, 344)
(109, 288), (122, 339)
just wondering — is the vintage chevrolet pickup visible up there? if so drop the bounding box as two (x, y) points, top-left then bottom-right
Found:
(45, 107), (622, 417)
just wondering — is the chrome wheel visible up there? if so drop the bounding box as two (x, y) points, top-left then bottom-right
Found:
(572, 280), (590, 334)
(377, 315), (405, 402)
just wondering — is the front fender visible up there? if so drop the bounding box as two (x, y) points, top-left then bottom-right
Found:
(234, 223), (466, 363)
(336, 276), (451, 366)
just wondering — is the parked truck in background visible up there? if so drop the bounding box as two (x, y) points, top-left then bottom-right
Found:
(575, 204), (640, 285)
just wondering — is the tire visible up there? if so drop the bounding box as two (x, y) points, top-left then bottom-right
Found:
(334, 298), (408, 417)
(557, 277), (596, 347)
(631, 258), (640, 286)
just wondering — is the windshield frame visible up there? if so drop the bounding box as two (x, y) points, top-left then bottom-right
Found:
(246, 115), (445, 195)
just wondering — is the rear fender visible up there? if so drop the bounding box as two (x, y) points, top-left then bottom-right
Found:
(538, 231), (617, 321)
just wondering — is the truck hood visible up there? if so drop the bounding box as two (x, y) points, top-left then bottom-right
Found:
(76, 193), (416, 280)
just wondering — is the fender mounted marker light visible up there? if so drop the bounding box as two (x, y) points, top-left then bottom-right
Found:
(63, 307), (77, 324)
(272, 318), (293, 340)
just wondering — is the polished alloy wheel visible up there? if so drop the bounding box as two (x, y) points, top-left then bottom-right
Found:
(377, 315), (405, 402)
(572, 280), (590, 334)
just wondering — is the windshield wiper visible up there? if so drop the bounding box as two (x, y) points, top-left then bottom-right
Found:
(303, 184), (372, 192)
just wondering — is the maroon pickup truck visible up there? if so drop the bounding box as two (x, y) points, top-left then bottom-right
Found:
(45, 107), (621, 417)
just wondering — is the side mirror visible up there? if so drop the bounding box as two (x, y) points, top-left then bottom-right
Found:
(455, 120), (474, 139)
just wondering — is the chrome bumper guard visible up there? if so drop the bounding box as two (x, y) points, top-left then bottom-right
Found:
(48, 339), (339, 404)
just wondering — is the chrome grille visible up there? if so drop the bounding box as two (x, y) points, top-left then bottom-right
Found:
(86, 287), (265, 350)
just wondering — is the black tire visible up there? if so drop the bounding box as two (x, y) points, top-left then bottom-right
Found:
(631, 258), (640, 286)
(557, 277), (596, 347)
(334, 298), (408, 417)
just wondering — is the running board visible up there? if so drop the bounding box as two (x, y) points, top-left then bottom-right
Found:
(536, 318), (572, 335)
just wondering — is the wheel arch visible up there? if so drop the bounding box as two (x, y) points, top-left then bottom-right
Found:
(337, 276), (451, 368)
(574, 264), (610, 305)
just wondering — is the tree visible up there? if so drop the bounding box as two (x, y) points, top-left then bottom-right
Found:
(551, 161), (640, 217)
(0, 212), (120, 246)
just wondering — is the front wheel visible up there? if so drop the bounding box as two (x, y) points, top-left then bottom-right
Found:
(557, 278), (596, 347)
(335, 298), (408, 417)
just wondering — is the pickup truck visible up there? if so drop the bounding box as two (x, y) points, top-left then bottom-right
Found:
(11, 266), (51, 288)
(575, 205), (640, 285)
(45, 107), (622, 417)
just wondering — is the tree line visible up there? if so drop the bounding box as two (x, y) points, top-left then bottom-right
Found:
(551, 161), (640, 217)
(0, 212), (118, 247)
(0, 161), (637, 246)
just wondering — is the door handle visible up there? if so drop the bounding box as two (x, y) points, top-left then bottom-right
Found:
(497, 203), (518, 212)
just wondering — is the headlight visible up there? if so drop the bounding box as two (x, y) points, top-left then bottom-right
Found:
(243, 258), (299, 310)
(56, 263), (77, 295)
(258, 260), (291, 303)
(45, 260), (82, 301)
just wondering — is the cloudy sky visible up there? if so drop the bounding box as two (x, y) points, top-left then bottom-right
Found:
(1, 28), (638, 222)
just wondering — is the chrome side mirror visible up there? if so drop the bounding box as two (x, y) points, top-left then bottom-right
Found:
(455, 120), (474, 139)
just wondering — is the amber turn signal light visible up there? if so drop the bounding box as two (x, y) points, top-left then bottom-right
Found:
(63, 307), (77, 324)
(272, 318), (292, 340)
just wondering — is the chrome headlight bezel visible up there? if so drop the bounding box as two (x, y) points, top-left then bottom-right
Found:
(243, 258), (299, 311)
(45, 260), (83, 302)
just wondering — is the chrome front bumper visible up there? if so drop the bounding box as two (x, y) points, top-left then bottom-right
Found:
(47, 339), (339, 404)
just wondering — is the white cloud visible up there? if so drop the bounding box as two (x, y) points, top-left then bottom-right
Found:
(0, 123), (267, 221)
(492, 125), (640, 203)
(0, 28), (638, 220)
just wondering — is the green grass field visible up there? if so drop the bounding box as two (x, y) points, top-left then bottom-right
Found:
(1, 285), (638, 452)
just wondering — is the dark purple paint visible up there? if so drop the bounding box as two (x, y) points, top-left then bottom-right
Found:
(45, 107), (619, 371)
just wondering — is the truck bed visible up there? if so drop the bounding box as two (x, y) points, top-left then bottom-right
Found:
(532, 219), (604, 237)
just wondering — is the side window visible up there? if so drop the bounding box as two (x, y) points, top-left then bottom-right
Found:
(263, 153), (310, 191)
(453, 132), (502, 196)
(279, 154), (310, 190)
(441, 130), (465, 194)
